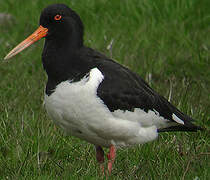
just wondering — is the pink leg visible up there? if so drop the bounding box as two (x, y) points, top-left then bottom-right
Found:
(107, 145), (116, 175)
(95, 146), (105, 174)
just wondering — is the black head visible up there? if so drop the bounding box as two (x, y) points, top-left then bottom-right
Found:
(4, 3), (88, 93)
(40, 4), (84, 46)
(4, 4), (84, 60)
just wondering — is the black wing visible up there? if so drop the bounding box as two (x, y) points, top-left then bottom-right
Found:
(78, 47), (202, 132)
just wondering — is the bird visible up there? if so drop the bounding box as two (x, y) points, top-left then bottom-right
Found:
(4, 3), (203, 175)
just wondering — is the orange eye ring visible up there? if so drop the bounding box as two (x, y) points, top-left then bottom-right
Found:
(54, 15), (62, 21)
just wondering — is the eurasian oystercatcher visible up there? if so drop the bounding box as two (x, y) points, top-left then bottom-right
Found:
(4, 4), (203, 175)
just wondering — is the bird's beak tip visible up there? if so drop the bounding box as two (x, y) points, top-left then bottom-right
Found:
(4, 25), (48, 61)
(4, 55), (10, 61)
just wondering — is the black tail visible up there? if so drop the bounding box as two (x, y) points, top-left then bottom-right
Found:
(158, 124), (204, 132)
(157, 96), (204, 133)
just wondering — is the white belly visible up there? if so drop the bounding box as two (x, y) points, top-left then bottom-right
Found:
(44, 68), (160, 148)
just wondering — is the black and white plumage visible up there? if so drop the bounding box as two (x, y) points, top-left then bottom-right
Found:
(44, 46), (201, 148)
(4, 3), (203, 175)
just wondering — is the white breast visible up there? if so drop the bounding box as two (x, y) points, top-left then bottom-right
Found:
(44, 68), (160, 148)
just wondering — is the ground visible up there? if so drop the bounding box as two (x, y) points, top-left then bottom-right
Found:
(0, 0), (209, 179)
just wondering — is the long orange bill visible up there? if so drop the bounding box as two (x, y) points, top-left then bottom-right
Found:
(4, 25), (48, 60)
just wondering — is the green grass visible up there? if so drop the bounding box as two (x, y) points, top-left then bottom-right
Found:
(0, 0), (209, 179)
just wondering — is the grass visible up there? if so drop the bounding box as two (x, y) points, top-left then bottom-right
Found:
(0, 0), (209, 179)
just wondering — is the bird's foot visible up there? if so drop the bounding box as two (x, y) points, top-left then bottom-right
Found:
(96, 145), (116, 176)
(107, 145), (116, 175)
(95, 146), (105, 175)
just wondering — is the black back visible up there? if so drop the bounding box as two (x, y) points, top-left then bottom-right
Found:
(40, 4), (203, 132)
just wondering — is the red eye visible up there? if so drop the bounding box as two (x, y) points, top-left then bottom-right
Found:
(54, 14), (62, 21)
